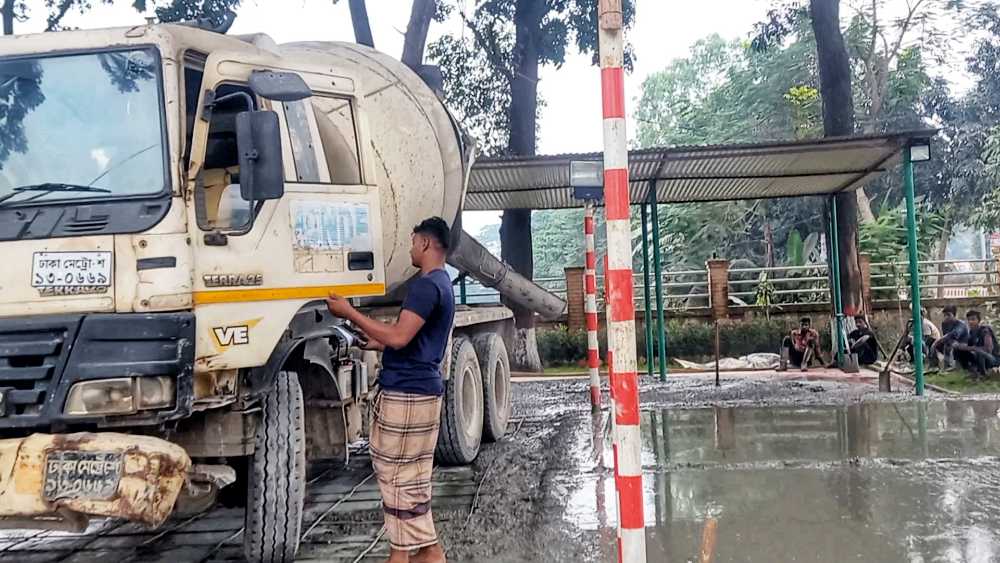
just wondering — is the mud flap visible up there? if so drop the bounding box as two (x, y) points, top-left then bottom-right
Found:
(0, 433), (191, 529)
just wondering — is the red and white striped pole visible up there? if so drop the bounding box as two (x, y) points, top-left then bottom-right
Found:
(598, 1), (646, 561)
(585, 202), (601, 410)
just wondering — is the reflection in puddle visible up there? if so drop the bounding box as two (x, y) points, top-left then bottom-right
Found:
(569, 399), (1000, 562)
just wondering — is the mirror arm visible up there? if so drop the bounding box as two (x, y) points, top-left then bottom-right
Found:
(203, 90), (255, 122)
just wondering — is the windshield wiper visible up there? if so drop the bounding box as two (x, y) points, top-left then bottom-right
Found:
(0, 183), (112, 208)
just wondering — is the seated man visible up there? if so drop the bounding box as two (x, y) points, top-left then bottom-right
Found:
(848, 315), (879, 366)
(954, 310), (1000, 379)
(933, 305), (969, 371)
(905, 308), (941, 368)
(782, 317), (824, 371)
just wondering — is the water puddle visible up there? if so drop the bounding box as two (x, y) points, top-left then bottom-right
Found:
(567, 399), (1000, 562)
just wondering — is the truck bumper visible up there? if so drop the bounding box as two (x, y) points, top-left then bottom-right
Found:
(0, 432), (191, 530)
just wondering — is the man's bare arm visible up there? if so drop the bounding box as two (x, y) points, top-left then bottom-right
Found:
(326, 293), (427, 350)
(347, 309), (425, 350)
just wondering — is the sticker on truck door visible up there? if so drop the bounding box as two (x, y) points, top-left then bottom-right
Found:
(290, 201), (372, 273)
(31, 251), (112, 296)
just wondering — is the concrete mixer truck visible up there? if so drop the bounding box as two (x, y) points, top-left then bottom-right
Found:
(0, 21), (565, 562)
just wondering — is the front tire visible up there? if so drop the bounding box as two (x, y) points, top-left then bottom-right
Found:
(244, 370), (306, 563)
(436, 336), (484, 465)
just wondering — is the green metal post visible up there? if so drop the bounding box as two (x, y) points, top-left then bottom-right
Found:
(829, 196), (846, 366)
(903, 147), (925, 395)
(649, 189), (667, 381)
(459, 275), (467, 305)
(641, 203), (654, 379)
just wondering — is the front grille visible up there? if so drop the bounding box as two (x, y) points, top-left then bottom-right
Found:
(0, 326), (68, 416)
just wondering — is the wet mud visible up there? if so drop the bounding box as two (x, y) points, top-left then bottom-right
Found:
(4, 373), (1000, 561)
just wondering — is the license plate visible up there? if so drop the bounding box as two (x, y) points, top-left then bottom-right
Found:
(43, 450), (123, 501)
(31, 251), (112, 288)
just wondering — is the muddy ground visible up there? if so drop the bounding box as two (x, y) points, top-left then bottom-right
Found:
(4, 373), (1000, 562)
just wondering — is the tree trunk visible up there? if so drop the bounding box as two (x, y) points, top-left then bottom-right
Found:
(764, 221), (775, 268)
(348, 0), (374, 48)
(811, 0), (864, 316)
(2, 0), (15, 35)
(855, 189), (876, 223)
(501, 0), (544, 372)
(401, 0), (435, 71)
(935, 219), (951, 299)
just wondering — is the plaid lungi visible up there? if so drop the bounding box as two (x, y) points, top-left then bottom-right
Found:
(370, 390), (443, 551)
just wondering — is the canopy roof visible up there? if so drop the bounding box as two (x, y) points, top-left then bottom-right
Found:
(464, 129), (937, 211)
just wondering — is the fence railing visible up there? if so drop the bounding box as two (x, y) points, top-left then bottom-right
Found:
(870, 258), (999, 300)
(456, 258), (999, 311)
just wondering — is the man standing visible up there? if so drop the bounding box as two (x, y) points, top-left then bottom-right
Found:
(954, 310), (1000, 379)
(326, 217), (454, 563)
(848, 315), (879, 366)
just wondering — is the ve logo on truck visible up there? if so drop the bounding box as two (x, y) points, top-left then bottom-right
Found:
(211, 319), (261, 351)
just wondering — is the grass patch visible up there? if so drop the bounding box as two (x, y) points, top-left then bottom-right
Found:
(537, 360), (654, 375)
(541, 365), (587, 375)
(925, 369), (1000, 393)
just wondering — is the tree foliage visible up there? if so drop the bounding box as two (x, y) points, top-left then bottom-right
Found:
(428, 0), (634, 157)
(630, 1), (989, 275)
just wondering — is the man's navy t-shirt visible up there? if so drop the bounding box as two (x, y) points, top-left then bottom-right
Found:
(379, 269), (454, 396)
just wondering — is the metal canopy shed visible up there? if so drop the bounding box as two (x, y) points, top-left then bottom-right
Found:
(465, 129), (938, 211)
(466, 129), (938, 394)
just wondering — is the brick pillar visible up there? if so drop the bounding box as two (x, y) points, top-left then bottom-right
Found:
(859, 254), (872, 315)
(565, 266), (585, 330)
(706, 259), (730, 320)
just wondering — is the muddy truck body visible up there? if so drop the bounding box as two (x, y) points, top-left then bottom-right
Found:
(0, 23), (563, 562)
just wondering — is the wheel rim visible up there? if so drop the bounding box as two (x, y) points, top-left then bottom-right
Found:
(460, 363), (483, 444)
(494, 358), (509, 414)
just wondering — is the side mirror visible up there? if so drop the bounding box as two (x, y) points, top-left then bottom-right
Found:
(235, 110), (284, 202)
(249, 70), (312, 102)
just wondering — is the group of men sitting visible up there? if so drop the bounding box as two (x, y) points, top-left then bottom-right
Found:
(779, 306), (1000, 379)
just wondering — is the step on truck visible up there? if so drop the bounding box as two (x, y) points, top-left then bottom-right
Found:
(0, 20), (564, 562)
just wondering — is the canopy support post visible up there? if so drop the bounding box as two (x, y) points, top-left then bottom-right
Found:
(829, 195), (846, 367)
(641, 202), (654, 379)
(649, 188), (667, 381)
(903, 146), (925, 396)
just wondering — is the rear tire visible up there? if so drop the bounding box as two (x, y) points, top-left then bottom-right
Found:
(244, 371), (306, 563)
(436, 336), (484, 465)
(475, 333), (511, 442)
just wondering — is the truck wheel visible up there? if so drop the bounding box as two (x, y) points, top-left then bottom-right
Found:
(436, 336), (484, 465)
(474, 333), (511, 442)
(244, 371), (306, 563)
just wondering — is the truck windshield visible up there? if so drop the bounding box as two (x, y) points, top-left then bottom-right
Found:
(0, 48), (167, 205)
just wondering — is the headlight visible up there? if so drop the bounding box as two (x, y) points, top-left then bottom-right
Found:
(64, 377), (175, 416)
(136, 376), (175, 409)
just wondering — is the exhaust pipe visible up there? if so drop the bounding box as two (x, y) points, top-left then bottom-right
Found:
(448, 230), (567, 321)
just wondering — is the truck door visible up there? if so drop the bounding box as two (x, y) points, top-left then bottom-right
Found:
(185, 51), (385, 372)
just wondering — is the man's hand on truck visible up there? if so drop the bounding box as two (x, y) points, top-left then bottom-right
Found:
(326, 291), (424, 351)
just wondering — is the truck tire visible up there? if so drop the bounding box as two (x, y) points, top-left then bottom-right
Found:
(474, 333), (511, 442)
(244, 370), (306, 563)
(436, 336), (484, 465)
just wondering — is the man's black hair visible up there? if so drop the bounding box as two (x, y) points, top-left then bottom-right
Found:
(943, 305), (958, 315)
(800, 317), (811, 325)
(967, 310), (982, 321)
(413, 217), (451, 250)
(854, 315), (866, 323)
